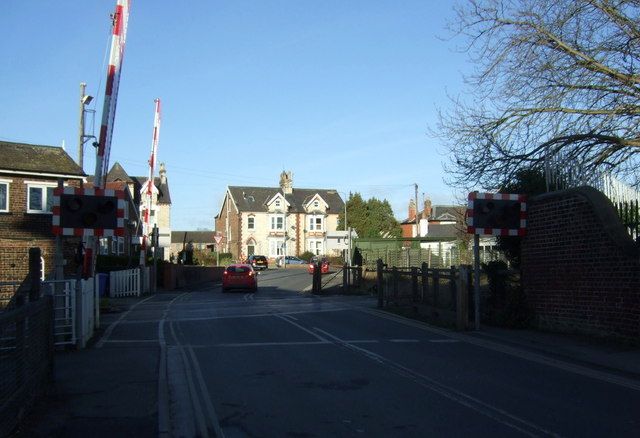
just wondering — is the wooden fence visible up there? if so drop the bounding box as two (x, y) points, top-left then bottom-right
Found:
(374, 259), (473, 330)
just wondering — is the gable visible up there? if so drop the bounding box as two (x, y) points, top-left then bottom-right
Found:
(303, 194), (329, 212)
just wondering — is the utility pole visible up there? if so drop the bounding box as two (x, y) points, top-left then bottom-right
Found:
(414, 183), (420, 238)
(78, 83), (86, 171)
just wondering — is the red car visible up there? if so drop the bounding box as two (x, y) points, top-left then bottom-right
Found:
(308, 257), (330, 274)
(222, 264), (257, 292)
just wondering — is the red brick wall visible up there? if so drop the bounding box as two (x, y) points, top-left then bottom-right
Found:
(214, 194), (240, 258)
(0, 174), (83, 282)
(521, 187), (640, 341)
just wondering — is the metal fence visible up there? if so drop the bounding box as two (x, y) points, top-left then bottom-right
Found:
(614, 200), (640, 242)
(358, 247), (504, 271)
(0, 296), (53, 437)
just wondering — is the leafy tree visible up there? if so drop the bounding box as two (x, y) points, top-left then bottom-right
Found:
(438, 0), (640, 192)
(339, 192), (401, 238)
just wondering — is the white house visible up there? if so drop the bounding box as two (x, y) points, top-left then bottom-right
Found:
(214, 172), (345, 261)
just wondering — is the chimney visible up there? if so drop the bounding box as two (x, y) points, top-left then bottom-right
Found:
(423, 198), (432, 218)
(408, 199), (416, 222)
(159, 162), (167, 185)
(279, 171), (293, 195)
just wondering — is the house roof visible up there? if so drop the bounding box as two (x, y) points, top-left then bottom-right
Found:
(0, 141), (85, 177)
(425, 223), (461, 239)
(430, 205), (464, 221)
(227, 186), (344, 214)
(171, 231), (215, 244)
(88, 162), (172, 205)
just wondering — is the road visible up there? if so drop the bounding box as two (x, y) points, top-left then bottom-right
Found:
(99, 268), (640, 437)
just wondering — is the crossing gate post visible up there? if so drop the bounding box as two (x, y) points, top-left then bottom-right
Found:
(376, 259), (384, 308)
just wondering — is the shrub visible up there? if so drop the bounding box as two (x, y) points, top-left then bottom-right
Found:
(482, 260), (531, 328)
(300, 251), (315, 262)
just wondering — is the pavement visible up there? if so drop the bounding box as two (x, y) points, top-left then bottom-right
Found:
(10, 288), (640, 437)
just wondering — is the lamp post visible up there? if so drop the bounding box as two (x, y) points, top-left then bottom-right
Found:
(337, 191), (351, 265)
(78, 82), (96, 172)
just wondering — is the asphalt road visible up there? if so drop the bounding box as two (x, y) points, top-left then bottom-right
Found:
(101, 268), (640, 437)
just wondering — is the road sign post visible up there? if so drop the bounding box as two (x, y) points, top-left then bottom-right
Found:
(214, 232), (223, 266)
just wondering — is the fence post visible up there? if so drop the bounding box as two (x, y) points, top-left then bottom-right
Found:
(433, 269), (440, 307)
(343, 263), (348, 291)
(376, 259), (384, 308)
(449, 266), (457, 310)
(456, 266), (469, 330)
(421, 262), (428, 303)
(28, 247), (42, 301)
(356, 266), (362, 288)
(313, 263), (321, 294)
(392, 267), (399, 305)
(411, 267), (418, 302)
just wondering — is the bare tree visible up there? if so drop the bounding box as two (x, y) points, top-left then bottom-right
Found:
(438, 0), (640, 191)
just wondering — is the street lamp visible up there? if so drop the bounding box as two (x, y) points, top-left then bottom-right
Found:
(78, 82), (96, 172)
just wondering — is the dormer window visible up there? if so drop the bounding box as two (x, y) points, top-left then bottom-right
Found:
(313, 200), (319, 208)
(275, 199), (281, 208)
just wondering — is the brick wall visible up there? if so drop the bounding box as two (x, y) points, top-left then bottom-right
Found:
(214, 195), (240, 258)
(0, 174), (82, 282)
(521, 186), (640, 341)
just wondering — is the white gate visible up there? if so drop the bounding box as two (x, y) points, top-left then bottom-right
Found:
(42, 278), (99, 348)
(110, 268), (141, 297)
(42, 280), (77, 347)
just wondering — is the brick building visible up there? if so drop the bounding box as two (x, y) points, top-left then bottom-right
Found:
(0, 141), (85, 282)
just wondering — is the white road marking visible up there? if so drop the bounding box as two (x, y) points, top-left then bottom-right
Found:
(158, 293), (188, 438)
(100, 339), (157, 344)
(311, 326), (559, 437)
(190, 341), (330, 348)
(186, 345), (225, 437)
(359, 307), (640, 392)
(169, 321), (210, 437)
(277, 314), (328, 342)
(95, 294), (156, 348)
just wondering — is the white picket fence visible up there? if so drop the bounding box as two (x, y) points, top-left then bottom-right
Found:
(42, 278), (99, 348)
(109, 267), (150, 297)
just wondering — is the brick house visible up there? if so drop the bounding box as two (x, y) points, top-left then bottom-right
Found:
(0, 141), (85, 282)
(400, 198), (498, 264)
(214, 172), (345, 261)
(88, 162), (172, 260)
(169, 231), (215, 260)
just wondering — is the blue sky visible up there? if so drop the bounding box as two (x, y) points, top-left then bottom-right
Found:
(1, 1), (469, 230)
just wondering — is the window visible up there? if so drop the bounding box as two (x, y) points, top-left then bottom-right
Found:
(99, 238), (109, 255)
(247, 245), (255, 256)
(308, 239), (323, 255)
(313, 200), (319, 208)
(0, 180), (9, 212)
(308, 215), (323, 231)
(269, 239), (285, 257)
(118, 237), (125, 255)
(270, 215), (284, 230)
(27, 183), (55, 213)
(248, 216), (255, 230)
(275, 199), (281, 208)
